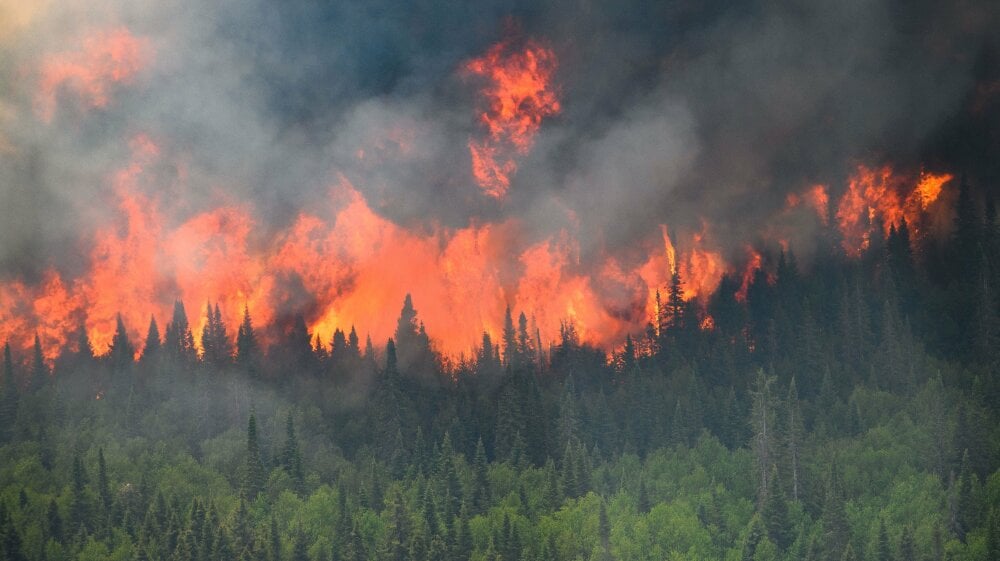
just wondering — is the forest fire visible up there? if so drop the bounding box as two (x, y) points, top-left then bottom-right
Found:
(0, 26), (967, 368)
(0, 127), (753, 365)
(0, 138), (960, 365)
(835, 166), (953, 256)
(464, 38), (560, 198)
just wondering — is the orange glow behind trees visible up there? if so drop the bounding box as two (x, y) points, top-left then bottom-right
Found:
(835, 165), (952, 256)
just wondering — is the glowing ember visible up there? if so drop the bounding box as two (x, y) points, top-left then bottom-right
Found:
(35, 27), (149, 122)
(464, 38), (560, 198)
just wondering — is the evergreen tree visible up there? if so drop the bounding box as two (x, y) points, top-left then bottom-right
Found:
(202, 303), (233, 369)
(29, 333), (48, 390)
(820, 463), (849, 561)
(784, 378), (805, 501)
(517, 312), (534, 369)
(140, 316), (162, 366)
(76, 322), (95, 363)
(108, 314), (134, 372)
(0, 343), (18, 443)
(876, 518), (890, 561)
(69, 454), (90, 535)
(502, 306), (517, 368)
(282, 412), (305, 494)
(637, 476), (650, 514)
(0, 503), (27, 561)
(243, 414), (265, 500)
(762, 467), (792, 550)
(750, 369), (777, 505)
(898, 526), (915, 561)
(97, 448), (112, 535)
(47, 498), (62, 541)
(290, 531), (309, 561)
(472, 437), (491, 515)
(235, 305), (262, 378)
(165, 300), (197, 366)
(598, 501), (613, 561)
(986, 507), (1000, 561)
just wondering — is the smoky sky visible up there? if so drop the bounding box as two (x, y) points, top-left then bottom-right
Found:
(0, 0), (998, 279)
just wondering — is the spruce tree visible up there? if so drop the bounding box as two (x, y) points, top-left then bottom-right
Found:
(140, 316), (161, 366)
(69, 455), (89, 535)
(29, 333), (48, 390)
(165, 301), (196, 366)
(282, 412), (305, 494)
(235, 305), (261, 378)
(97, 448), (111, 535)
(876, 518), (890, 561)
(0, 343), (18, 443)
(108, 314), (134, 373)
(784, 378), (805, 502)
(243, 414), (265, 500)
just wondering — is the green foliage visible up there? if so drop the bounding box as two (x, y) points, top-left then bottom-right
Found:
(2, 252), (1000, 561)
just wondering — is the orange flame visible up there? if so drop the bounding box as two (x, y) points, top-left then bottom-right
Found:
(464, 38), (560, 198)
(35, 27), (149, 122)
(835, 165), (952, 256)
(0, 129), (956, 365)
(735, 248), (763, 303)
(636, 224), (726, 319)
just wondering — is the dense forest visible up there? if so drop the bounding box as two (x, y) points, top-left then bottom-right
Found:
(1, 176), (1000, 561)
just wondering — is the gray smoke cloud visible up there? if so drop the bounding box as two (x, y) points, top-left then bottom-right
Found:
(0, 0), (997, 279)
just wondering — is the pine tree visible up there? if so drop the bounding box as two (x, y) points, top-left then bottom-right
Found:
(986, 507), (1000, 561)
(97, 448), (112, 535)
(516, 312), (534, 370)
(290, 530), (309, 561)
(108, 314), (134, 372)
(898, 526), (915, 561)
(762, 467), (792, 550)
(47, 498), (62, 541)
(282, 412), (304, 494)
(243, 414), (265, 500)
(472, 437), (491, 515)
(77, 322), (95, 363)
(69, 454), (89, 534)
(876, 518), (890, 561)
(202, 303), (233, 369)
(438, 433), (462, 522)
(0, 503), (27, 561)
(29, 333), (48, 390)
(637, 476), (650, 514)
(235, 305), (261, 378)
(667, 267), (686, 332)
(750, 369), (777, 506)
(820, 463), (849, 561)
(140, 316), (161, 366)
(165, 300), (197, 366)
(0, 343), (18, 443)
(598, 501), (613, 561)
(784, 378), (805, 502)
(502, 306), (517, 368)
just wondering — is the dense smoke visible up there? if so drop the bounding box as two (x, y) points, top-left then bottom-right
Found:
(0, 0), (997, 353)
